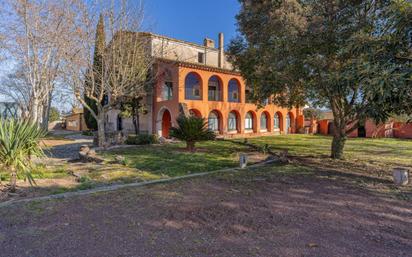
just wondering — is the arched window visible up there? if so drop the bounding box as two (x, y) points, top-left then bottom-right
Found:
(228, 79), (240, 102)
(185, 72), (201, 100)
(208, 76), (222, 101)
(189, 109), (201, 118)
(260, 113), (268, 131)
(208, 111), (219, 132)
(245, 112), (253, 130)
(228, 111), (238, 131)
(274, 113), (280, 129)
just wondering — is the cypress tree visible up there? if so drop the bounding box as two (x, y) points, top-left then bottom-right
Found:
(84, 14), (106, 130)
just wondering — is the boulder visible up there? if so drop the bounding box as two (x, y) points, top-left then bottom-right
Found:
(79, 145), (104, 163)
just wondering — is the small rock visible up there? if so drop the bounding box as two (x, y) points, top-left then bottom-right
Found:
(307, 243), (319, 248)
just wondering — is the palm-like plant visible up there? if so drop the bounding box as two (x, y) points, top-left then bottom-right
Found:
(170, 115), (216, 152)
(0, 119), (46, 192)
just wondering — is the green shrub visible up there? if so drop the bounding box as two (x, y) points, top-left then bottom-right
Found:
(170, 115), (216, 152)
(81, 131), (94, 136)
(125, 134), (159, 145)
(0, 119), (46, 192)
(77, 176), (95, 190)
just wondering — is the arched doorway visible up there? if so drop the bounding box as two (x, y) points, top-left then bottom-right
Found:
(161, 110), (172, 138)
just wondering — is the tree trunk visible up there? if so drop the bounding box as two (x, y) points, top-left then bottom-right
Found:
(97, 112), (106, 147)
(10, 168), (17, 193)
(132, 98), (140, 135)
(132, 107), (140, 135)
(31, 97), (40, 124)
(41, 92), (52, 131)
(186, 141), (196, 152)
(331, 128), (347, 159)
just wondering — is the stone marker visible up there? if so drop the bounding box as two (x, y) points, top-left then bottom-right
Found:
(239, 154), (248, 169)
(393, 167), (409, 186)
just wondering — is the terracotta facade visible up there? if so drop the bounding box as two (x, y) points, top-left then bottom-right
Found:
(153, 60), (304, 138)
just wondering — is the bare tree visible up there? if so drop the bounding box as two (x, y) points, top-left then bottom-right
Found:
(0, 67), (33, 119)
(63, 0), (154, 146)
(0, 0), (82, 129)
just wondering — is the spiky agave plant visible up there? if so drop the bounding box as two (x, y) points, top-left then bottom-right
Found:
(0, 119), (46, 192)
(170, 115), (216, 152)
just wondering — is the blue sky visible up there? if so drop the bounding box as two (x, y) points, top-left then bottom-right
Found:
(143, 0), (240, 47)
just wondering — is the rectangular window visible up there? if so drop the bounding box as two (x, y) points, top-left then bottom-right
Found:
(162, 82), (173, 100)
(260, 118), (267, 130)
(274, 119), (279, 129)
(198, 52), (204, 63)
(208, 86), (217, 100)
(245, 118), (253, 130)
(208, 118), (218, 131)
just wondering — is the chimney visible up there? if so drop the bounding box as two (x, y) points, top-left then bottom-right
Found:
(218, 33), (224, 68)
(203, 38), (215, 48)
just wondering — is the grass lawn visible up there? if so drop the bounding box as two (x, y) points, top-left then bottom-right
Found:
(101, 140), (263, 177)
(237, 134), (412, 168)
(2, 134), (411, 201)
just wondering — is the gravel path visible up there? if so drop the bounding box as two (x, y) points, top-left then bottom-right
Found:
(0, 167), (411, 257)
(43, 132), (93, 160)
(45, 140), (92, 160)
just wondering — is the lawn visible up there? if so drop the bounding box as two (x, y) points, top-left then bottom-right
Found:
(2, 134), (411, 201)
(237, 134), (412, 168)
(100, 140), (264, 177)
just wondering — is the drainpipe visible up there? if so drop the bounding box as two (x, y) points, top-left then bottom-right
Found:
(218, 33), (224, 68)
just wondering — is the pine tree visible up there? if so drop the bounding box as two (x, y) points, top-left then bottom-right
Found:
(229, 0), (412, 159)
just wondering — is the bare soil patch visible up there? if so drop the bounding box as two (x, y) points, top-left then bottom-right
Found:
(0, 165), (411, 257)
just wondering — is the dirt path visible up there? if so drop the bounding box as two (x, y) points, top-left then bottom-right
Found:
(0, 166), (411, 257)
